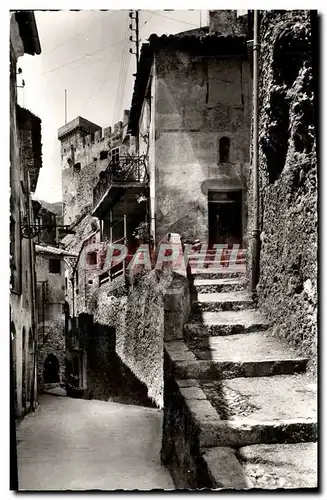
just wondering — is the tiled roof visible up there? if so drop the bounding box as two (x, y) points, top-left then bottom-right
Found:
(35, 244), (78, 257)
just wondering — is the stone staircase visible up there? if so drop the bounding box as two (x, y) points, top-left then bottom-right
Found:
(162, 261), (317, 490)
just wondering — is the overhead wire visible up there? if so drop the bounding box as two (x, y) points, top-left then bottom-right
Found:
(39, 38), (125, 76)
(114, 17), (129, 121)
(113, 13), (130, 124)
(44, 10), (115, 57)
(144, 10), (199, 27)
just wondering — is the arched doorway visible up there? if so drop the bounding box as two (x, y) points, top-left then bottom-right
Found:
(43, 353), (60, 383)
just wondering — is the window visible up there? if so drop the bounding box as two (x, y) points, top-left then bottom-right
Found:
(65, 277), (68, 290)
(49, 258), (61, 274)
(219, 137), (230, 163)
(111, 148), (120, 165)
(86, 251), (97, 266)
(100, 150), (108, 160)
(73, 162), (81, 172)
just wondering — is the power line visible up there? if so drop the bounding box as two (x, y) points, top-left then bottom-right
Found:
(39, 39), (125, 76)
(44, 10), (115, 57)
(113, 14), (130, 124)
(140, 13), (154, 29)
(86, 48), (121, 103)
(144, 10), (199, 27)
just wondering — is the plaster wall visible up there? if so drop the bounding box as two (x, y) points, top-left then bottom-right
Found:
(153, 49), (251, 243)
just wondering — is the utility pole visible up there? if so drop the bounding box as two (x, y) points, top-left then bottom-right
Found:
(129, 10), (140, 154)
(129, 10), (139, 73)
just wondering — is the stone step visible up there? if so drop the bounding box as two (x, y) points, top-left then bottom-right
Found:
(199, 417), (317, 449)
(191, 278), (246, 293)
(237, 442), (317, 489)
(186, 331), (303, 362)
(173, 357), (308, 380)
(190, 267), (246, 279)
(198, 374), (317, 448)
(184, 310), (269, 337)
(192, 291), (253, 312)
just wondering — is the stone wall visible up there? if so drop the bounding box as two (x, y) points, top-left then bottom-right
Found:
(60, 115), (134, 227)
(154, 48), (251, 243)
(37, 319), (66, 392)
(89, 268), (174, 407)
(248, 11), (317, 370)
(10, 21), (39, 417)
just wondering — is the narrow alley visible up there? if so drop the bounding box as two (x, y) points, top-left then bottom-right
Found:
(16, 392), (174, 491)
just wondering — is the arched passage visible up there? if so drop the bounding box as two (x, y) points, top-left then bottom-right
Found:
(43, 353), (60, 383)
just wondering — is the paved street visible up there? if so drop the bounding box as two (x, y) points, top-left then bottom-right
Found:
(16, 393), (174, 491)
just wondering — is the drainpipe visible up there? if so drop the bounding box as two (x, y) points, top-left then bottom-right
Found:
(28, 198), (37, 411)
(251, 10), (261, 297)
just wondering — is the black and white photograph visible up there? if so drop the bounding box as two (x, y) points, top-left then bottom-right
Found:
(8, 6), (318, 492)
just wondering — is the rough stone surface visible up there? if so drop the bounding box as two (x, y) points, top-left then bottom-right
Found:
(192, 292), (252, 312)
(238, 442), (318, 489)
(90, 268), (174, 407)
(247, 11), (317, 373)
(202, 447), (253, 490)
(192, 278), (245, 293)
(186, 331), (308, 362)
(199, 419), (317, 449)
(201, 374), (317, 421)
(185, 309), (269, 337)
(37, 320), (66, 392)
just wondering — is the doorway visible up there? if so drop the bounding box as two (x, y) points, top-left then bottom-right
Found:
(208, 190), (243, 247)
(43, 353), (60, 384)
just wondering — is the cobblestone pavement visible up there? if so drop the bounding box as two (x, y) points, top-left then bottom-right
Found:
(16, 394), (174, 491)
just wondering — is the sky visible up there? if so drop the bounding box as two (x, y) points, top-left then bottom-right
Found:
(17, 9), (209, 202)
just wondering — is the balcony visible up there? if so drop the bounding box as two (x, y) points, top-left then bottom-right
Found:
(92, 155), (149, 217)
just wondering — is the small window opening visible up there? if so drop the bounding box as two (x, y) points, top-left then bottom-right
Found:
(100, 150), (108, 160)
(73, 162), (81, 172)
(219, 137), (230, 163)
(86, 252), (97, 266)
(111, 148), (120, 165)
(49, 258), (61, 274)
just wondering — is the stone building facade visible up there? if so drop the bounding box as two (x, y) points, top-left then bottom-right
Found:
(10, 11), (42, 418)
(58, 112), (137, 395)
(58, 10), (253, 403)
(128, 11), (252, 247)
(247, 10), (318, 371)
(35, 244), (77, 392)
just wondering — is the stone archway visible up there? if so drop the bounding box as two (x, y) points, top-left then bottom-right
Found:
(43, 353), (60, 384)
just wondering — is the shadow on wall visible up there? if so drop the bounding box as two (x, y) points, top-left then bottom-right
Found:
(86, 323), (157, 408)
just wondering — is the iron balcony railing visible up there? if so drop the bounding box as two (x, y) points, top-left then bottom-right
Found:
(93, 155), (149, 209)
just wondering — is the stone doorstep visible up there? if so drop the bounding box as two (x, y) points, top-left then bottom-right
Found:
(173, 358), (308, 380)
(198, 419), (317, 449)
